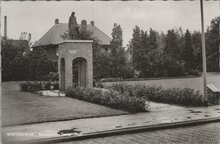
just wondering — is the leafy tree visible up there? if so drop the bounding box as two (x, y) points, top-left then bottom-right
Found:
(183, 29), (194, 70)
(92, 40), (111, 79)
(111, 23), (123, 54)
(1, 38), (57, 81)
(125, 40), (135, 78)
(2, 38), (29, 81)
(148, 29), (158, 51)
(109, 23), (127, 78)
(155, 31), (165, 52)
(131, 26), (142, 71)
(191, 31), (202, 70)
(164, 29), (184, 76)
(206, 16), (219, 72)
(11, 53), (29, 80)
(164, 30), (178, 59)
(147, 29), (162, 77)
(138, 30), (149, 77)
(26, 50), (57, 80)
(2, 39), (18, 81)
(175, 27), (185, 63)
(93, 23), (130, 79)
(130, 27), (165, 78)
(140, 29), (159, 77)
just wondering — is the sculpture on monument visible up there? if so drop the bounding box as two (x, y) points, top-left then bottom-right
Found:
(68, 11), (79, 39)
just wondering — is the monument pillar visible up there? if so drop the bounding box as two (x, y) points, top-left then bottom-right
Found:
(57, 40), (93, 91)
(65, 57), (73, 89)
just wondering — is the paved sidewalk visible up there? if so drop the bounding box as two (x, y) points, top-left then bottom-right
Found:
(2, 102), (220, 144)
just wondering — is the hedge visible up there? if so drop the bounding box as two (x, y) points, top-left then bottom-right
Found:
(66, 87), (150, 113)
(106, 83), (206, 106)
(20, 81), (59, 92)
(20, 80), (104, 93)
(101, 74), (201, 83)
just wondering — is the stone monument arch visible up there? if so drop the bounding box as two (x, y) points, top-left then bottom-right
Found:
(58, 40), (93, 91)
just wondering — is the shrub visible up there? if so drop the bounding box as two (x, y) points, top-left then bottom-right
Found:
(38, 72), (59, 81)
(66, 87), (150, 113)
(20, 81), (42, 92)
(153, 88), (205, 106)
(187, 69), (201, 76)
(106, 83), (134, 95)
(101, 78), (122, 82)
(20, 81), (59, 92)
(107, 83), (206, 106)
(93, 80), (104, 88)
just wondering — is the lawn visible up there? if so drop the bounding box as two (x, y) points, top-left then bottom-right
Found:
(104, 73), (220, 92)
(2, 82), (127, 126)
(3, 73), (219, 126)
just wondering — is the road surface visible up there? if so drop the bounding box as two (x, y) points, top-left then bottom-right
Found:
(59, 122), (220, 144)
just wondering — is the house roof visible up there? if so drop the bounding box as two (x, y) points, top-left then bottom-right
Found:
(33, 23), (111, 47)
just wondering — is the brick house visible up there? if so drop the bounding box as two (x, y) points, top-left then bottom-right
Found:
(32, 19), (111, 62)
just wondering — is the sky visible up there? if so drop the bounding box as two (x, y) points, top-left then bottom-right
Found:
(1, 1), (219, 46)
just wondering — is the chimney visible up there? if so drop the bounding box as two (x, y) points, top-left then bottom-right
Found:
(4, 16), (7, 38)
(55, 19), (59, 24)
(81, 20), (87, 32)
(90, 21), (94, 26)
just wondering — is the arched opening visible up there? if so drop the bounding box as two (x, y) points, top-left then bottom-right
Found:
(60, 58), (66, 91)
(72, 57), (87, 88)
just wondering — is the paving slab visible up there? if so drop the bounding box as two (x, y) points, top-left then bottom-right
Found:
(2, 103), (220, 144)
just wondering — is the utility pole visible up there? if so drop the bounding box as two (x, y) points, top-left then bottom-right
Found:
(219, 0), (220, 72)
(4, 16), (7, 39)
(200, 0), (208, 105)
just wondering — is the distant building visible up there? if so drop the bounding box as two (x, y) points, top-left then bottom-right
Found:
(3, 15), (30, 55)
(32, 19), (111, 61)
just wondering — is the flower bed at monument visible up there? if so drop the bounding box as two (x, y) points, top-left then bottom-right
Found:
(66, 87), (150, 113)
(106, 83), (206, 106)
(20, 81), (59, 92)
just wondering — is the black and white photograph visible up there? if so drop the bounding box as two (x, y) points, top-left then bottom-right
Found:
(1, 0), (220, 143)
